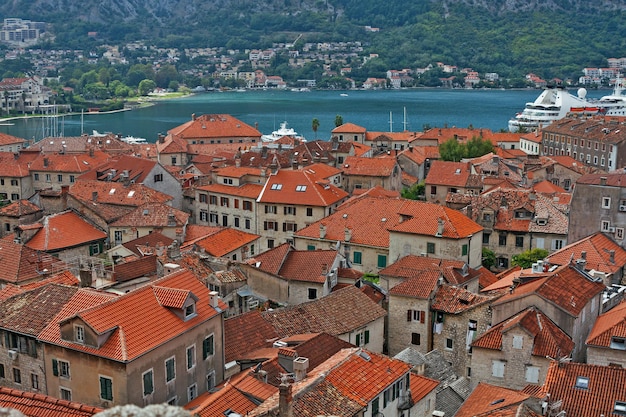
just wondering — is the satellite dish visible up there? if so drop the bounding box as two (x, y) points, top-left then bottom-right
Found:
(577, 88), (587, 99)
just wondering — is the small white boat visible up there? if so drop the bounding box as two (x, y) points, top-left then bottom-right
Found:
(340, 93), (349, 97)
(120, 136), (148, 144)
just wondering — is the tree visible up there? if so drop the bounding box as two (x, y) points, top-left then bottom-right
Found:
(511, 248), (549, 269)
(334, 114), (343, 127)
(401, 181), (425, 200)
(439, 138), (465, 162)
(312, 118), (320, 139)
(482, 247), (496, 270)
(138, 79), (156, 96)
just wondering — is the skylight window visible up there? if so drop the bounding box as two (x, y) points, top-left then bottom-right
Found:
(109, 188), (116, 195)
(296, 185), (307, 192)
(270, 183), (283, 190)
(127, 190), (135, 198)
(575, 376), (589, 389)
(615, 401), (626, 416)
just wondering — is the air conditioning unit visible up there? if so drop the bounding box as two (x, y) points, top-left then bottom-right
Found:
(620, 205), (626, 212)
(8, 350), (18, 360)
(609, 227), (616, 233)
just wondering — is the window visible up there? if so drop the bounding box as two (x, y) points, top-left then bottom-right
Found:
(234, 199), (239, 208)
(601, 220), (611, 232)
(295, 185), (307, 192)
(492, 360), (505, 378)
(59, 360), (70, 378)
(283, 222), (297, 232)
(407, 310), (426, 323)
(267, 239), (275, 249)
(423, 243), (434, 255)
(167, 397), (178, 406)
(203, 335), (214, 360)
(165, 357), (175, 382)
(462, 244), (468, 256)
(515, 236), (524, 247)
(263, 221), (278, 230)
(307, 245), (316, 251)
(617, 228), (625, 240)
(45, 174), (51, 182)
(265, 205), (277, 214)
(188, 384), (198, 402)
(222, 215), (228, 227)
(354, 330), (369, 347)
(411, 332), (421, 345)
(0, 364), (4, 378)
(243, 201), (252, 211)
(199, 211), (208, 222)
(57, 174), (63, 182)
(60, 388), (71, 401)
(602, 197), (611, 209)
(245, 219), (251, 229)
(31, 373), (39, 390)
(10, 179), (17, 186)
(483, 233), (490, 245)
(13, 368), (21, 384)
(142, 370), (154, 395)
(234, 217), (240, 228)
(186, 345), (196, 370)
(207, 371), (216, 391)
(75, 325), (85, 343)
(69, 175), (75, 183)
(185, 303), (196, 319)
(525, 366), (540, 383)
(551, 239), (564, 250)
(446, 338), (453, 350)
(610, 337), (626, 350)
(220, 197), (229, 207)
(512, 335), (523, 349)
(371, 396), (380, 415)
(308, 288), (317, 300)
(353, 251), (362, 265)
(499, 234), (507, 246)
(209, 195), (217, 205)
(223, 178), (233, 185)
(171, 156), (177, 165)
(89, 243), (101, 256)
(154, 173), (163, 182)
(270, 183), (283, 190)
(306, 207), (313, 217)
(575, 376), (589, 389)
(100, 376), (113, 400)
(199, 193), (207, 203)
(377, 254), (387, 268)
(614, 401), (626, 416)
(284, 206), (296, 215)
(11, 193), (18, 200)
(34, 173), (39, 181)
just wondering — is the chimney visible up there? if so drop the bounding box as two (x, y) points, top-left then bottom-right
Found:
(235, 156), (241, 168)
(79, 268), (92, 288)
(293, 357), (309, 381)
(209, 290), (219, 308)
(278, 380), (294, 417)
(319, 223), (326, 239)
(436, 218), (444, 237)
(92, 191), (98, 202)
(167, 212), (176, 227)
(43, 157), (49, 167)
(167, 241), (181, 259)
(278, 348), (297, 373)
(581, 251), (587, 260)
(191, 113), (196, 121)
(600, 176), (607, 186)
(89, 148), (94, 157)
(344, 227), (352, 242)
(609, 250), (615, 264)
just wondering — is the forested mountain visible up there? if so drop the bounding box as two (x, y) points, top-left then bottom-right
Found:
(2, 0), (626, 78)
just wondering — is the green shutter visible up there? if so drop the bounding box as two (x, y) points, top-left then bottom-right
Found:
(100, 377), (113, 401)
(52, 359), (58, 376)
(462, 244), (468, 256)
(203, 338), (209, 360)
(143, 371), (153, 395)
(353, 251), (362, 264)
(208, 335), (214, 355)
(355, 334), (360, 347)
(364, 330), (370, 344)
(377, 254), (387, 268)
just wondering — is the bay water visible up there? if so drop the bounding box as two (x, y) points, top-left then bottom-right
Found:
(0, 88), (593, 143)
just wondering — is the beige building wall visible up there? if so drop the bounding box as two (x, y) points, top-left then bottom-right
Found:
(470, 327), (551, 390)
(387, 295), (432, 357)
(340, 316), (385, 354)
(109, 225), (182, 246)
(587, 345), (626, 368)
(432, 305), (493, 379)
(0, 339), (47, 394)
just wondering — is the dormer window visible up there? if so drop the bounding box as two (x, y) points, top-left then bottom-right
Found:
(610, 337), (626, 351)
(185, 303), (196, 319)
(615, 401), (626, 416)
(74, 325), (85, 344)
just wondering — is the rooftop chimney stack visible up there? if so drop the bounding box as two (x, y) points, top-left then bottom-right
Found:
(209, 291), (219, 308)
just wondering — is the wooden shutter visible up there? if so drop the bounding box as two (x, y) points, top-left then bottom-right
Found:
(420, 311), (425, 323)
(52, 359), (58, 376)
(364, 330), (370, 344)
(407, 310), (412, 322)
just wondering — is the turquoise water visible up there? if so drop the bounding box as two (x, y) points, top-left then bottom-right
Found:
(0, 88), (591, 142)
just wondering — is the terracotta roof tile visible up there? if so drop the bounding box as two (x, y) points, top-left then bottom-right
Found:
(25, 210), (107, 252)
(258, 169), (348, 207)
(224, 310), (279, 363)
(254, 246), (338, 283)
(455, 382), (531, 417)
(0, 235), (60, 285)
(0, 133), (25, 146)
(547, 232), (626, 275)
(111, 255), (158, 282)
(0, 199), (42, 217)
(331, 123), (367, 133)
(153, 285), (194, 309)
(542, 361), (626, 417)
(388, 270), (441, 299)
(261, 285), (386, 338)
(197, 182), (263, 199)
(69, 179), (173, 207)
(0, 386), (102, 417)
(251, 243), (291, 275)
(492, 264), (606, 317)
(109, 202), (189, 228)
(342, 156), (398, 176)
(0, 284), (77, 336)
(81, 154), (157, 183)
(29, 150), (110, 173)
(472, 306), (574, 358)
(431, 284), (495, 313)
(586, 300), (626, 347)
(39, 269), (222, 362)
(121, 231), (174, 256)
(182, 227), (259, 257)
(167, 114), (262, 140)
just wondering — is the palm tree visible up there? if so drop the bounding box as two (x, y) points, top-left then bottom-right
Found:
(334, 114), (343, 127)
(312, 118), (319, 139)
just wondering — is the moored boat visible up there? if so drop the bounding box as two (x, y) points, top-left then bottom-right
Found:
(261, 121), (306, 142)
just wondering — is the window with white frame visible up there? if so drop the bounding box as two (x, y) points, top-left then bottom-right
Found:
(575, 376), (589, 389)
(188, 383), (198, 402)
(602, 197), (611, 209)
(601, 220), (611, 232)
(142, 369), (154, 396)
(165, 357), (175, 382)
(74, 325), (85, 343)
(60, 387), (71, 401)
(492, 360), (505, 378)
(59, 360), (70, 379)
(99, 376), (113, 401)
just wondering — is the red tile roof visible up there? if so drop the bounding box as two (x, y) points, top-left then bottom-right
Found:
(0, 386), (102, 417)
(196, 182), (263, 199)
(472, 306), (574, 357)
(492, 264), (605, 317)
(576, 171), (626, 187)
(111, 254), (158, 282)
(325, 350), (411, 405)
(109, 202), (189, 228)
(39, 269), (224, 362)
(542, 361), (626, 417)
(0, 235), (61, 285)
(167, 114), (261, 140)
(425, 160), (481, 188)
(0, 199), (42, 217)
(455, 382), (532, 417)
(431, 284), (495, 313)
(80, 154), (157, 183)
(331, 123), (367, 133)
(121, 231), (174, 256)
(225, 310), (279, 363)
(69, 180), (173, 207)
(547, 232), (626, 275)
(388, 270), (441, 299)
(586, 300), (626, 348)
(182, 227), (259, 257)
(29, 150), (110, 173)
(0, 152), (33, 177)
(25, 210), (107, 252)
(0, 132), (25, 146)
(342, 156), (398, 176)
(258, 169), (348, 206)
(254, 246), (339, 283)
